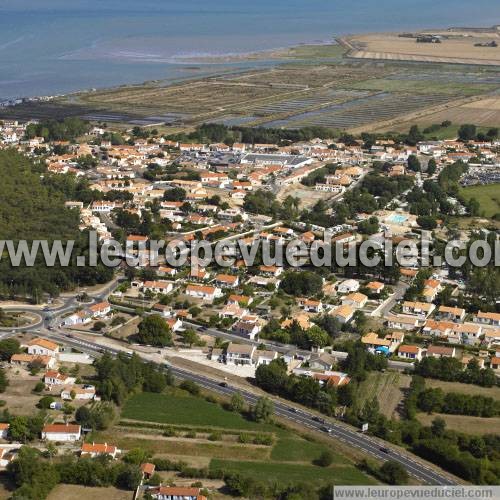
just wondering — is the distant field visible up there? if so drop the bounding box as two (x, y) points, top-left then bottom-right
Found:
(425, 379), (500, 400)
(351, 78), (492, 96)
(417, 413), (500, 435)
(210, 459), (377, 485)
(122, 391), (272, 430)
(390, 100), (500, 131)
(347, 32), (500, 66)
(3, 50), (499, 132)
(356, 371), (411, 418)
(460, 183), (500, 218)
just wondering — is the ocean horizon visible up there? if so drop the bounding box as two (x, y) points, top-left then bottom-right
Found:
(1, 0), (500, 100)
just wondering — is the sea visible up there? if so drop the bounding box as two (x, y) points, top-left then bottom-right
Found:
(1, 0), (499, 100)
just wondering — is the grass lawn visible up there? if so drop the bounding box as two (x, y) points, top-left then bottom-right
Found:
(416, 413), (500, 435)
(460, 183), (500, 218)
(270, 437), (343, 464)
(122, 391), (273, 431)
(210, 459), (377, 485)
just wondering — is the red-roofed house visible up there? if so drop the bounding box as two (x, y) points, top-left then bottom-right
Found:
(398, 345), (423, 361)
(81, 442), (119, 459)
(44, 370), (76, 387)
(27, 338), (59, 357)
(0, 423), (9, 440)
(42, 423), (81, 441)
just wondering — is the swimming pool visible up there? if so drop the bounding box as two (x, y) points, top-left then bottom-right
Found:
(387, 214), (408, 224)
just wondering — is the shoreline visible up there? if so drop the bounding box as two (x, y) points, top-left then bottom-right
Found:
(3, 24), (499, 113)
(0, 40), (340, 107)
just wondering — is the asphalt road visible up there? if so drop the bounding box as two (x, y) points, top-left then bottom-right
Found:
(0, 275), (453, 484)
(34, 327), (455, 486)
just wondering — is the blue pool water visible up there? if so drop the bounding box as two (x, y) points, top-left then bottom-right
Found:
(388, 214), (408, 224)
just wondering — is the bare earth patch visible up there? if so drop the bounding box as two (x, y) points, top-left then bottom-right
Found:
(416, 413), (500, 435)
(425, 379), (500, 400)
(346, 31), (500, 66)
(48, 485), (133, 500)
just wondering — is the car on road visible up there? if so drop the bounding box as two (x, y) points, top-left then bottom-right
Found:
(322, 426), (333, 433)
(219, 381), (228, 387)
(312, 416), (325, 423)
(287, 407), (298, 413)
(379, 447), (390, 454)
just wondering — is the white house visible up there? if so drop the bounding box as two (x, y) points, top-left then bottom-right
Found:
(63, 310), (91, 327)
(253, 350), (278, 367)
(142, 280), (174, 295)
(397, 345), (423, 361)
(330, 305), (354, 324)
(426, 345), (456, 358)
(386, 314), (419, 331)
(215, 274), (239, 288)
(233, 319), (260, 340)
(437, 306), (466, 323)
(342, 292), (368, 309)
(297, 298), (323, 313)
(474, 311), (500, 327)
(0, 424), (9, 440)
(148, 486), (206, 500)
(402, 301), (435, 318)
(337, 279), (360, 294)
(225, 343), (256, 366)
(44, 370), (76, 387)
(81, 442), (119, 459)
(185, 284), (221, 301)
(27, 338), (59, 357)
(42, 423), (81, 442)
(61, 385), (96, 401)
(88, 301), (112, 318)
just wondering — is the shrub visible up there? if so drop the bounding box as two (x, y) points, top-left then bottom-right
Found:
(208, 431), (222, 441)
(180, 380), (200, 396)
(37, 396), (54, 409)
(253, 434), (273, 446)
(162, 426), (177, 437)
(315, 450), (334, 467)
(238, 433), (251, 444)
(33, 382), (45, 393)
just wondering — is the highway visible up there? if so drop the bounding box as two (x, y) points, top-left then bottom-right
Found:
(0, 276), (454, 484)
(31, 327), (456, 486)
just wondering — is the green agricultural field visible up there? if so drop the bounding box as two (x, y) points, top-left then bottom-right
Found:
(90, 432), (271, 460)
(270, 437), (343, 463)
(122, 390), (273, 430)
(460, 183), (500, 218)
(351, 78), (494, 96)
(210, 459), (377, 485)
(285, 44), (347, 60)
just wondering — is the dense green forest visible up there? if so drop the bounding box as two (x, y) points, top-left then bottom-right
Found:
(0, 150), (112, 299)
